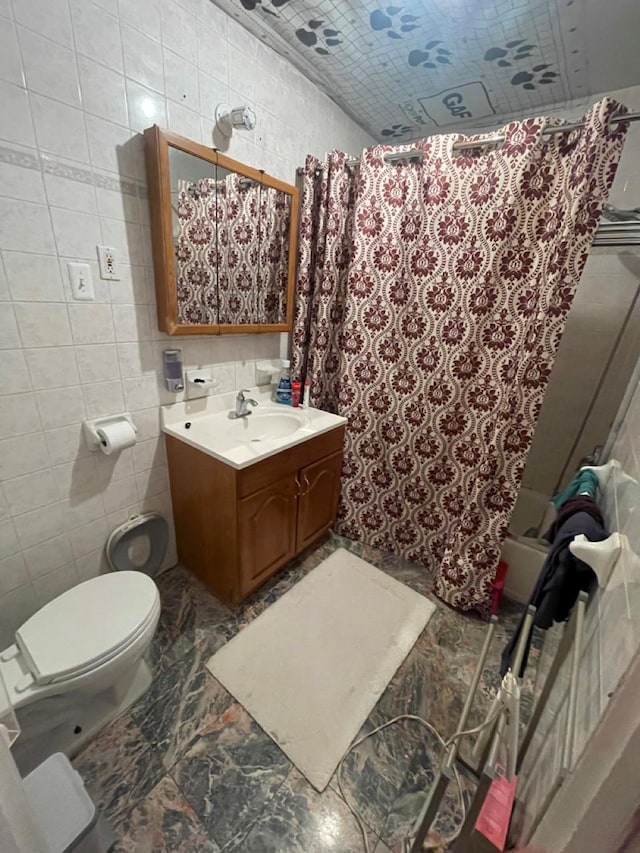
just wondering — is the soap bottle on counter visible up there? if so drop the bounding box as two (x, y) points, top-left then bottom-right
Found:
(275, 359), (292, 405)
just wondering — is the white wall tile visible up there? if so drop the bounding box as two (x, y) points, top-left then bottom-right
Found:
(0, 552), (27, 595)
(33, 561), (78, 606)
(3, 252), (65, 302)
(0, 432), (49, 480)
(125, 79), (167, 133)
(18, 27), (81, 106)
(0, 349), (31, 395)
(122, 24), (164, 93)
(0, 583), (37, 648)
(0, 197), (55, 253)
(0, 303), (20, 348)
(82, 378), (124, 418)
(44, 172), (97, 216)
(70, 0), (123, 73)
(53, 457), (98, 500)
(163, 49), (199, 112)
(0, 81), (35, 149)
(13, 501), (66, 550)
(50, 207), (101, 259)
(24, 532), (73, 578)
(160, 0), (196, 59)
(14, 302), (72, 347)
(68, 303), (115, 345)
(77, 56), (128, 127)
(30, 94), (90, 163)
(25, 346), (79, 389)
(76, 343), (120, 383)
(13, 0), (74, 48)
(0, 519), (19, 560)
(0, 159), (46, 204)
(36, 385), (85, 429)
(44, 423), (89, 466)
(69, 517), (108, 559)
(118, 0), (161, 42)
(113, 303), (149, 342)
(3, 468), (59, 515)
(0, 393), (41, 439)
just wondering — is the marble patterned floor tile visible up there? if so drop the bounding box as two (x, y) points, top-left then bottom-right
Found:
(239, 767), (379, 852)
(150, 566), (239, 671)
(132, 647), (233, 771)
(113, 775), (220, 852)
(73, 713), (165, 828)
(172, 701), (291, 848)
(72, 534), (541, 852)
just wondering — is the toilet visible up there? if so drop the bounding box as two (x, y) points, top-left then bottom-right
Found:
(0, 514), (168, 775)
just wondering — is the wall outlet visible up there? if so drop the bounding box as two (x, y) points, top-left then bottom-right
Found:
(97, 245), (120, 280)
(67, 262), (95, 301)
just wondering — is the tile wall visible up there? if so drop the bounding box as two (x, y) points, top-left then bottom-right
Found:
(0, 0), (373, 645)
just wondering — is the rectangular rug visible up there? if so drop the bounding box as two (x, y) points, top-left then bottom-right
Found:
(206, 547), (435, 791)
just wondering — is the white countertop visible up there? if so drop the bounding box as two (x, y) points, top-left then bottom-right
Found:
(161, 385), (347, 469)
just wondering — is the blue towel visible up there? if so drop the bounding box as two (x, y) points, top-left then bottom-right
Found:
(551, 469), (599, 509)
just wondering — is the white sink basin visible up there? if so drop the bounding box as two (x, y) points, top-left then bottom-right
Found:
(228, 409), (309, 441)
(161, 387), (347, 469)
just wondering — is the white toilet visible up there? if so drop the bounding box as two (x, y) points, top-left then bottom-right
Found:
(0, 515), (166, 775)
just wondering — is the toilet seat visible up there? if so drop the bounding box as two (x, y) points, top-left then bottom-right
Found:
(15, 572), (159, 686)
(105, 512), (168, 576)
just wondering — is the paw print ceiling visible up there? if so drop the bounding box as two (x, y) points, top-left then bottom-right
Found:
(213, 0), (640, 143)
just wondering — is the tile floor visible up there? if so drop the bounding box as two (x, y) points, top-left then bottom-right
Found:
(73, 534), (539, 852)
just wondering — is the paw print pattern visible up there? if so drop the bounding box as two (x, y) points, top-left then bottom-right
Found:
(511, 65), (560, 90)
(370, 6), (420, 40)
(381, 124), (413, 138)
(295, 19), (341, 54)
(239, 0), (291, 16)
(408, 41), (452, 69)
(484, 39), (536, 67)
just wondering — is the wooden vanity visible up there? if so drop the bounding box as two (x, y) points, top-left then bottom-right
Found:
(165, 425), (345, 607)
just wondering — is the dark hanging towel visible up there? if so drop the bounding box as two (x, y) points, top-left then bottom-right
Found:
(501, 509), (607, 678)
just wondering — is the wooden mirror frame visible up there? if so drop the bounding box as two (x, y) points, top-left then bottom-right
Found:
(144, 125), (299, 335)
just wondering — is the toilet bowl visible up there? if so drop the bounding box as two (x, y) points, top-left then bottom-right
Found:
(0, 571), (161, 775)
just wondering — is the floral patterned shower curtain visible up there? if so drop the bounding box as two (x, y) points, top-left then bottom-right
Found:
(292, 98), (628, 613)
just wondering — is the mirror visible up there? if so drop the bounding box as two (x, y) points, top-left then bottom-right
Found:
(144, 126), (298, 335)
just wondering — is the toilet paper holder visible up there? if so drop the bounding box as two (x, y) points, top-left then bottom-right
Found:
(83, 413), (138, 452)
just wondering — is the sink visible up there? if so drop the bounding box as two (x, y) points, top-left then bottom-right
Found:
(228, 409), (310, 441)
(161, 387), (347, 469)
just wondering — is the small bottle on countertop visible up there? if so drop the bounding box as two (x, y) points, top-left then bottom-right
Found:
(275, 359), (292, 405)
(301, 375), (311, 409)
(291, 381), (301, 408)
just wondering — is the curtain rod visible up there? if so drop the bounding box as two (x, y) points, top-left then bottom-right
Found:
(296, 111), (640, 174)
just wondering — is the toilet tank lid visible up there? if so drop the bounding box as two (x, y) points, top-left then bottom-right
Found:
(16, 573), (159, 685)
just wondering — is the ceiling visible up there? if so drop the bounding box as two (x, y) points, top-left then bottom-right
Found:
(212, 0), (640, 142)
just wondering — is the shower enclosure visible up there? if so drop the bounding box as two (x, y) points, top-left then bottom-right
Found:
(510, 119), (640, 537)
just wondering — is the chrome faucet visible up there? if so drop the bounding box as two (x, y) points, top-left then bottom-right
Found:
(229, 389), (258, 420)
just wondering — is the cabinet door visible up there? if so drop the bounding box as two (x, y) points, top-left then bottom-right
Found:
(238, 474), (297, 596)
(296, 451), (343, 552)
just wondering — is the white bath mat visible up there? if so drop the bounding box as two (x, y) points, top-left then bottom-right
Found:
(206, 547), (435, 791)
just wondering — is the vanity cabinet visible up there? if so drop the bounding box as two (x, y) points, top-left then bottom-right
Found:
(165, 426), (345, 607)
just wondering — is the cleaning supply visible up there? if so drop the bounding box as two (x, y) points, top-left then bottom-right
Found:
(275, 359), (292, 405)
(291, 381), (301, 408)
(301, 375), (311, 409)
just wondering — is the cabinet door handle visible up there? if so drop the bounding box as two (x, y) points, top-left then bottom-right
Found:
(295, 476), (302, 496)
(302, 474), (310, 496)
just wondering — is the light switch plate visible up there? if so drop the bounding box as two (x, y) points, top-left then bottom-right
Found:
(67, 262), (95, 301)
(97, 245), (120, 280)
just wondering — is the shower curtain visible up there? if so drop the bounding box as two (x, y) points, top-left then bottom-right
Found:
(292, 97), (628, 613)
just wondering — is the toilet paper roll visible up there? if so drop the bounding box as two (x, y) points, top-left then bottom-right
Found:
(97, 420), (137, 455)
